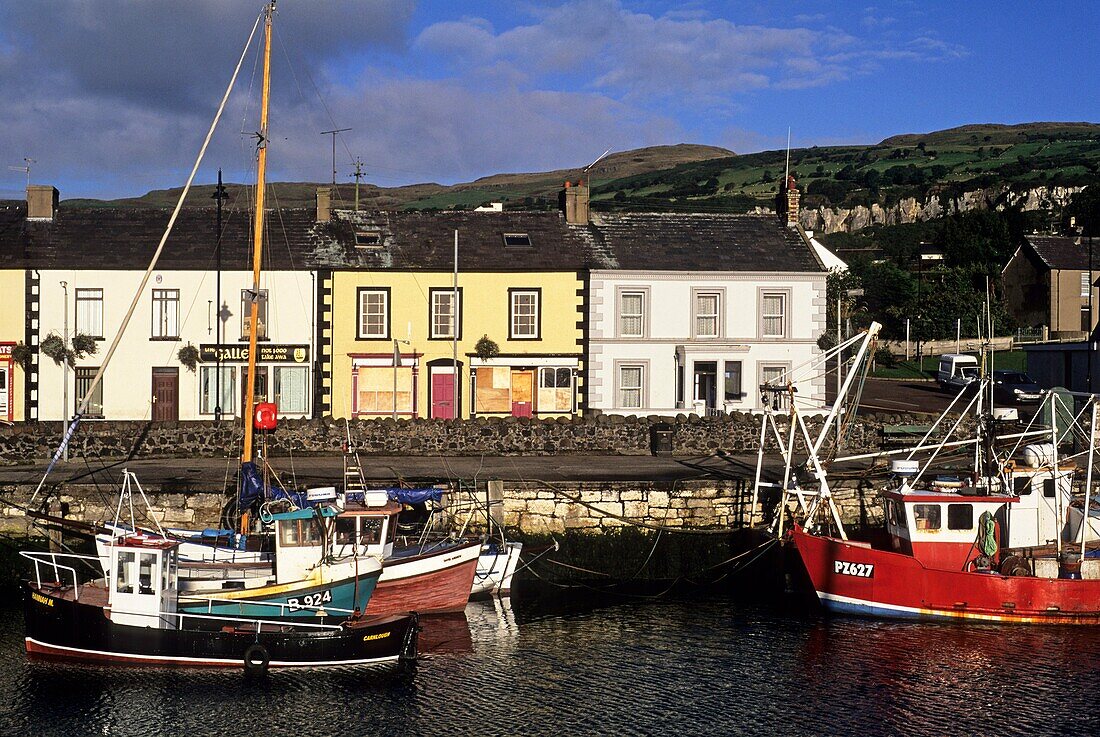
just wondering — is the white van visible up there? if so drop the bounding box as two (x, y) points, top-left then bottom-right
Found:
(937, 354), (979, 390)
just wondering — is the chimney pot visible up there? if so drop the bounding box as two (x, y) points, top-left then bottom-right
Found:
(26, 185), (59, 220)
(316, 186), (332, 223)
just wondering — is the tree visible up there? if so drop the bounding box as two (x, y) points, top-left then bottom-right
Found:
(1064, 185), (1100, 236)
(855, 261), (917, 337)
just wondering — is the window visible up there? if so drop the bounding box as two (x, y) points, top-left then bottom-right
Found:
(335, 517), (356, 546)
(619, 291), (644, 338)
(887, 499), (907, 527)
(913, 504), (941, 531)
(723, 361), (742, 401)
(619, 365), (643, 408)
(273, 366), (309, 414)
(1014, 477), (1032, 496)
(538, 367), (573, 412)
(1042, 479), (1056, 498)
(509, 289), (540, 339)
(430, 288), (461, 340)
(199, 366), (236, 415)
(1083, 272), (1092, 298)
(115, 551), (135, 594)
(695, 292), (720, 338)
(75, 367), (104, 418)
(355, 231), (382, 249)
(151, 289), (179, 339)
(76, 288), (104, 338)
(354, 366), (412, 414)
(361, 518), (383, 545)
(947, 503), (974, 530)
(279, 519), (323, 548)
(762, 292), (787, 338)
(240, 289), (268, 340)
(760, 365), (789, 409)
(357, 288), (390, 339)
(502, 233), (532, 248)
(474, 366), (512, 413)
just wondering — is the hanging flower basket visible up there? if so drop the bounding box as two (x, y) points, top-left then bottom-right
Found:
(178, 344), (201, 372)
(475, 335), (499, 361)
(39, 334), (70, 366)
(10, 342), (35, 370)
(71, 333), (98, 359)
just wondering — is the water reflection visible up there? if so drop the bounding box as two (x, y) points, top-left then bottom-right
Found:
(2, 594), (1099, 737)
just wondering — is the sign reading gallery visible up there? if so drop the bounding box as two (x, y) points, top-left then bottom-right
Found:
(199, 344), (310, 364)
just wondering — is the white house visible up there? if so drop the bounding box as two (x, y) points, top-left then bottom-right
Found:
(584, 213), (828, 415)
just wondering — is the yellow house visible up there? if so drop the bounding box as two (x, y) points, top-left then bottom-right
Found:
(320, 210), (589, 419)
(0, 268), (26, 422)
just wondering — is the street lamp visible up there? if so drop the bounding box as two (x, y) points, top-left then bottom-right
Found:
(916, 243), (945, 367)
(60, 281), (69, 462)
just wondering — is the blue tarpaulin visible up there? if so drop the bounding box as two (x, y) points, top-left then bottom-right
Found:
(238, 462), (308, 509)
(388, 487), (444, 505)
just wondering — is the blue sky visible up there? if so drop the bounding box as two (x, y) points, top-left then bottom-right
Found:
(0, 1), (1096, 200)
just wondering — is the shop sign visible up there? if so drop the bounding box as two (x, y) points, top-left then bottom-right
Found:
(199, 344), (310, 364)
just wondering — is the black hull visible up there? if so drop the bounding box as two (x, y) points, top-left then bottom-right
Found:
(23, 582), (418, 670)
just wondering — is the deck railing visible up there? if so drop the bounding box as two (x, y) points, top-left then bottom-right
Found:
(20, 550), (101, 598)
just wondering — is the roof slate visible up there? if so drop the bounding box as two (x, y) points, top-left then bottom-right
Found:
(1026, 235), (1100, 271)
(0, 201), (825, 274)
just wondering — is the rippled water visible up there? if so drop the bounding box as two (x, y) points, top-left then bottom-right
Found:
(1, 588), (1098, 737)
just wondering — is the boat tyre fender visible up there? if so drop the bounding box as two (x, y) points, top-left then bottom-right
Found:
(243, 643), (270, 674)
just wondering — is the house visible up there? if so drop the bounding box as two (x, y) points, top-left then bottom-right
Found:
(583, 182), (828, 415)
(0, 186), (320, 422)
(316, 201), (590, 420)
(1002, 235), (1100, 340)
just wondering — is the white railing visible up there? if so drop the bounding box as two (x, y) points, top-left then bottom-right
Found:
(20, 551), (102, 597)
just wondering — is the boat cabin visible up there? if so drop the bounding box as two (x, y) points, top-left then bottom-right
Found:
(883, 488), (1014, 570)
(106, 535), (178, 628)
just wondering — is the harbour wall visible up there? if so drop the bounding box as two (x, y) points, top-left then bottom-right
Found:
(0, 412), (929, 463)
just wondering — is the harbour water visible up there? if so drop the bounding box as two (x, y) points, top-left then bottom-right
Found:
(1, 587), (1098, 737)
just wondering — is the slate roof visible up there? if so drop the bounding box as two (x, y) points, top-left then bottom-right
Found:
(1026, 235), (1100, 271)
(0, 200), (825, 274)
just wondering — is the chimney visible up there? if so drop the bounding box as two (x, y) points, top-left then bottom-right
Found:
(26, 185), (59, 220)
(784, 175), (800, 228)
(315, 186), (331, 223)
(563, 179), (589, 225)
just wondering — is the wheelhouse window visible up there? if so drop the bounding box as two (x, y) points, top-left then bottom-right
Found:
(273, 366), (309, 414)
(76, 288), (104, 339)
(151, 289), (179, 339)
(335, 517), (356, 546)
(619, 291), (644, 338)
(1042, 479), (1056, 498)
(694, 292), (720, 338)
(75, 367), (104, 418)
(509, 289), (540, 339)
(762, 292), (787, 338)
(240, 289), (268, 340)
(619, 364), (643, 408)
(279, 519), (323, 547)
(357, 288), (390, 340)
(947, 503), (974, 531)
(913, 504), (941, 531)
(430, 288), (461, 340)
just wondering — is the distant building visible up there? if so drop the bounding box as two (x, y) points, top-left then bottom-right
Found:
(1002, 235), (1100, 340)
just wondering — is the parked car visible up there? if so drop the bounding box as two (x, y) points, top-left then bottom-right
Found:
(937, 353), (980, 391)
(991, 370), (1044, 404)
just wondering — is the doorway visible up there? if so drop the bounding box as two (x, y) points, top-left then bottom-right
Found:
(241, 366), (269, 415)
(0, 363), (9, 420)
(693, 361), (717, 413)
(511, 370), (534, 417)
(431, 372), (456, 419)
(151, 367), (178, 422)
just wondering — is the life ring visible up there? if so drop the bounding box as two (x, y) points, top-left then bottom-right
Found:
(243, 643), (270, 674)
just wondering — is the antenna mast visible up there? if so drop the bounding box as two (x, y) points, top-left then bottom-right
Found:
(351, 157), (365, 211)
(7, 157), (35, 188)
(321, 127), (351, 186)
(784, 127), (791, 185)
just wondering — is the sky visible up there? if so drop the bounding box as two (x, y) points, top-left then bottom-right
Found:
(0, 0), (1096, 200)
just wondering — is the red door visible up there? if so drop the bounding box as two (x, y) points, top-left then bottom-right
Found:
(431, 373), (456, 419)
(151, 367), (179, 422)
(511, 370), (533, 418)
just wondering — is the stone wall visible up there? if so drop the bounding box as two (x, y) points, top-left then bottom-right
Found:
(0, 412), (919, 463)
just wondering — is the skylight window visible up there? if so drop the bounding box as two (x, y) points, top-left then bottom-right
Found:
(355, 231), (382, 249)
(502, 233), (532, 248)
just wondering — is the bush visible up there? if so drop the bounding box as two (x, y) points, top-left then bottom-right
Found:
(874, 346), (898, 368)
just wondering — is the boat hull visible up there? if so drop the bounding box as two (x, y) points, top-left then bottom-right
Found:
(178, 568), (382, 618)
(791, 528), (1100, 625)
(368, 540), (481, 615)
(471, 542), (523, 597)
(23, 582), (417, 669)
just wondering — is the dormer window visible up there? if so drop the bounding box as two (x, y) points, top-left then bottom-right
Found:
(355, 231), (382, 249)
(502, 233), (531, 248)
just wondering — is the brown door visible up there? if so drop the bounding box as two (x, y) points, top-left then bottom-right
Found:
(511, 370), (534, 417)
(151, 367), (179, 422)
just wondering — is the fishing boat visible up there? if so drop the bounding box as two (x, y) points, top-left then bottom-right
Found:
(22, 533), (416, 671)
(22, 2), (420, 666)
(753, 323), (1100, 625)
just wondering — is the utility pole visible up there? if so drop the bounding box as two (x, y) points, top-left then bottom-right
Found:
(212, 170), (228, 420)
(320, 127), (351, 186)
(351, 158), (365, 212)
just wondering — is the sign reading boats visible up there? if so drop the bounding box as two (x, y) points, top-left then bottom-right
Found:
(833, 560), (874, 578)
(199, 344), (310, 364)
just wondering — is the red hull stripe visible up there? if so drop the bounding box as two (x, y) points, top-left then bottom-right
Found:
(25, 638), (399, 668)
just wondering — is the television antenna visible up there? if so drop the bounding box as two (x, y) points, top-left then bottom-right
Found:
(8, 157), (35, 187)
(582, 147), (613, 181)
(320, 127), (351, 185)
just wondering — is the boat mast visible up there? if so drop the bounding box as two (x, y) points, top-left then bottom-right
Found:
(241, 1), (275, 466)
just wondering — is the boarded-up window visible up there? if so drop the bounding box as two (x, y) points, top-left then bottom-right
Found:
(538, 367), (573, 412)
(356, 366), (413, 414)
(475, 366), (512, 413)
